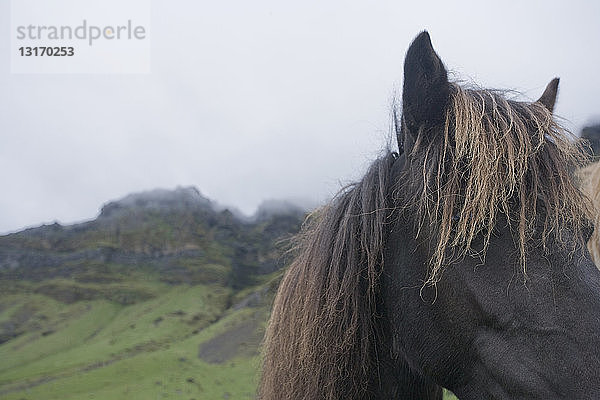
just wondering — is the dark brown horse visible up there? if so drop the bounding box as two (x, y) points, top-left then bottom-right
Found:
(259, 32), (600, 399)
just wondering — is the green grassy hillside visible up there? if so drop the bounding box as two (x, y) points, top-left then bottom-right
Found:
(0, 278), (271, 400)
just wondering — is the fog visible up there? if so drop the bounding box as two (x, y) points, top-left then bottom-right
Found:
(1, 0), (599, 233)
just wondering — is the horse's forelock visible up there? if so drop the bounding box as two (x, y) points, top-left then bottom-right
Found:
(403, 83), (593, 284)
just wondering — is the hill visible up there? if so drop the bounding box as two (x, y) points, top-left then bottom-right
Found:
(0, 187), (305, 399)
(582, 123), (600, 156)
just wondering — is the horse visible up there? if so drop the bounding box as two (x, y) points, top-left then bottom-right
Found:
(259, 31), (600, 399)
(580, 160), (600, 266)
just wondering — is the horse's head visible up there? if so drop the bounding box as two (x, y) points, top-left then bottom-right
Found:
(260, 31), (600, 400)
(385, 31), (600, 399)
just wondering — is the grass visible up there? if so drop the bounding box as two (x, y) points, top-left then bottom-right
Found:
(0, 310), (262, 400)
(0, 282), (261, 400)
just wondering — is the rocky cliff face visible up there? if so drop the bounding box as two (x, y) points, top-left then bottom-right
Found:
(582, 124), (600, 156)
(99, 187), (214, 218)
(0, 187), (307, 289)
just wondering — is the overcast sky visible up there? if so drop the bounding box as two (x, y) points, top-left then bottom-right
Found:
(1, 0), (599, 234)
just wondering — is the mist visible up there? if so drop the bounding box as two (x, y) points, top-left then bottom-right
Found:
(1, 0), (599, 233)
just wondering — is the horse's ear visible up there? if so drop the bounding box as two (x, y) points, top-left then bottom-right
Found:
(402, 31), (450, 135)
(537, 78), (560, 113)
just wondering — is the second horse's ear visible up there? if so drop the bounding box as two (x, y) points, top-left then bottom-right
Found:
(537, 78), (560, 113)
(402, 31), (451, 137)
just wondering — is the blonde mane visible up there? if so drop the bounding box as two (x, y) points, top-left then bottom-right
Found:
(404, 83), (593, 284)
(579, 160), (600, 265)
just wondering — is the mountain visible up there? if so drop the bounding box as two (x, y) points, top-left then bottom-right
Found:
(0, 187), (307, 400)
(582, 123), (600, 156)
(0, 186), (306, 289)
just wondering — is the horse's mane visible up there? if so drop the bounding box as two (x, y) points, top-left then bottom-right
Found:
(259, 153), (397, 399)
(579, 160), (600, 265)
(402, 83), (593, 284)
